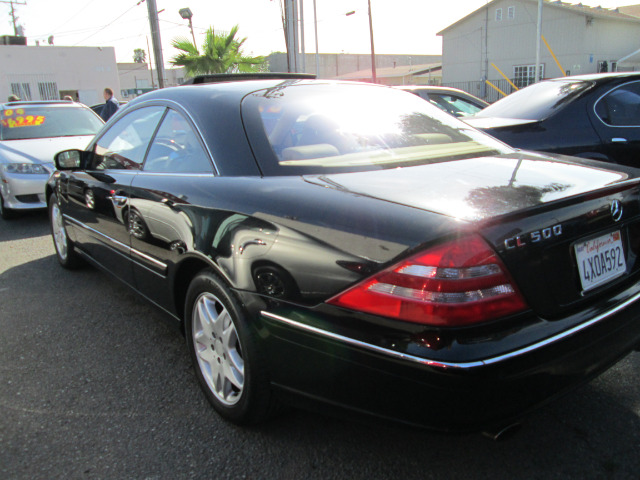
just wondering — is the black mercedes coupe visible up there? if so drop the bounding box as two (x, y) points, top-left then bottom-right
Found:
(47, 77), (640, 433)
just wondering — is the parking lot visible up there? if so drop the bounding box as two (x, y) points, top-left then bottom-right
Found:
(2, 212), (640, 479)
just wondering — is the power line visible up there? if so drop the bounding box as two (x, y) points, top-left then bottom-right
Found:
(73, 1), (145, 46)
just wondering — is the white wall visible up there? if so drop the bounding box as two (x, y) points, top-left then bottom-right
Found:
(0, 45), (120, 106)
(441, 0), (640, 84)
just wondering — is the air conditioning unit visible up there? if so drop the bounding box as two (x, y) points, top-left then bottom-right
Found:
(0, 35), (27, 46)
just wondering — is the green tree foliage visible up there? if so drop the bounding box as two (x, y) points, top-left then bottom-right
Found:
(133, 48), (146, 63)
(170, 25), (266, 75)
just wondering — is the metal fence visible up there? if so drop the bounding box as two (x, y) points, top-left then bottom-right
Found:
(442, 79), (519, 104)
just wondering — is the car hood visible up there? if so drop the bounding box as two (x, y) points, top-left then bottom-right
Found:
(0, 135), (94, 165)
(304, 153), (632, 222)
(463, 117), (537, 129)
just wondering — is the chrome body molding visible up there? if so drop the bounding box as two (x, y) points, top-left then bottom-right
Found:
(261, 291), (640, 370)
(63, 214), (168, 273)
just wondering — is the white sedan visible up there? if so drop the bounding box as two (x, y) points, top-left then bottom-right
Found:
(0, 100), (104, 219)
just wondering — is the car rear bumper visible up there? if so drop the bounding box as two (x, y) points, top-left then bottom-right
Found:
(258, 289), (640, 432)
(1, 173), (48, 210)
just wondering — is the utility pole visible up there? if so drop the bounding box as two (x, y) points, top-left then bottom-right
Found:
(146, 0), (165, 88)
(0, 0), (26, 36)
(535, 0), (543, 83)
(367, 0), (377, 83)
(284, 0), (298, 72)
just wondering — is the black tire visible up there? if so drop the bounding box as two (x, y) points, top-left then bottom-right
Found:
(48, 193), (82, 269)
(185, 269), (276, 424)
(0, 193), (16, 220)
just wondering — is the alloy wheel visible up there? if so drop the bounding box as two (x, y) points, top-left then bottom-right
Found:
(192, 292), (244, 406)
(51, 201), (68, 261)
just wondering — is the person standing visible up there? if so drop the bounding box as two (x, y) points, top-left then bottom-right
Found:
(100, 87), (119, 121)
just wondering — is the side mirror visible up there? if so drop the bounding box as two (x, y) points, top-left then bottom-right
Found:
(55, 149), (83, 170)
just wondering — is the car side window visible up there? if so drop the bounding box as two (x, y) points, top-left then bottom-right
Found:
(143, 109), (213, 174)
(89, 106), (165, 170)
(595, 82), (640, 127)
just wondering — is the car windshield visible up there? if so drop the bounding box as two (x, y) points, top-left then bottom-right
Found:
(473, 80), (594, 121)
(0, 105), (104, 141)
(244, 83), (508, 176)
(429, 94), (485, 117)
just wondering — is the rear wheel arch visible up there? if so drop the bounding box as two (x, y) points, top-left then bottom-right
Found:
(173, 256), (231, 329)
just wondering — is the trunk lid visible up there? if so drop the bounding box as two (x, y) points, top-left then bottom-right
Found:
(306, 153), (640, 318)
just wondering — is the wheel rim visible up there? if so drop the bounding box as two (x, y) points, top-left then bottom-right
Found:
(192, 292), (244, 406)
(128, 211), (146, 238)
(51, 202), (68, 261)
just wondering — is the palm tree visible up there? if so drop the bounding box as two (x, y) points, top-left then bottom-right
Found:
(133, 48), (146, 64)
(170, 25), (266, 76)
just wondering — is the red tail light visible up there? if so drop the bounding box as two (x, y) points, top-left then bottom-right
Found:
(327, 235), (528, 327)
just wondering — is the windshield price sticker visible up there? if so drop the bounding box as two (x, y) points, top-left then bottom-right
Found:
(2, 109), (46, 128)
(575, 230), (626, 292)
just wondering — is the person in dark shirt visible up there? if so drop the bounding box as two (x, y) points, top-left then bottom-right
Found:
(100, 87), (119, 121)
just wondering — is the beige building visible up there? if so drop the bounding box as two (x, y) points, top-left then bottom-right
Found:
(266, 53), (441, 81)
(334, 63), (442, 86)
(0, 43), (120, 105)
(438, 0), (640, 99)
(118, 63), (187, 99)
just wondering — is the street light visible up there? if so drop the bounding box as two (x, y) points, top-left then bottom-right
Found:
(179, 7), (197, 46)
(344, 5), (376, 83)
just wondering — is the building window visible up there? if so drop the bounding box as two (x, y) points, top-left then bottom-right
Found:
(38, 82), (59, 100)
(514, 64), (544, 88)
(11, 82), (32, 100)
(508, 6), (515, 19)
(496, 8), (503, 21)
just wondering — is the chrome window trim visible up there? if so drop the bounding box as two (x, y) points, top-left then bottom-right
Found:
(261, 291), (640, 370)
(121, 98), (220, 175)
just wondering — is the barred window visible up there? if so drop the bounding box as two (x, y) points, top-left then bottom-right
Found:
(11, 82), (32, 100)
(38, 82), (59, 100)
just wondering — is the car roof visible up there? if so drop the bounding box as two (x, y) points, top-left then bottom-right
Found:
(128, 78), (388, 108)
(548, 72), (640, 83)
(2, 100), (86, 109)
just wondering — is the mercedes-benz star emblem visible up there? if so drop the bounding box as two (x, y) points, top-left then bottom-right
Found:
(611, 200), (623, 222)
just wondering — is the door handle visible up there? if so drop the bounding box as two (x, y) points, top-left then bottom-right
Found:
(108, 194), (128, 206)
(611, 137), (628, 143)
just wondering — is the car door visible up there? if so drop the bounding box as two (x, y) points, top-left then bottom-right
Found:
(591, 80), (640, 166)
(127, 108), (217, 311)
(62, 105), (165, 285)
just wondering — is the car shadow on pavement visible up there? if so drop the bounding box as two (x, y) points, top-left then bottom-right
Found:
(2, 254), (640, 479)
(0, 210), (50, 243)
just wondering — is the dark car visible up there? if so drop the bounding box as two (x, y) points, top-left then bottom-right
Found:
(395, 85), (489, 117)
(465, 72), (640, 166)
(47, 78), (640, 433)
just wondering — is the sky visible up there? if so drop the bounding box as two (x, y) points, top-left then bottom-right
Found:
(2, 0), (631, 66)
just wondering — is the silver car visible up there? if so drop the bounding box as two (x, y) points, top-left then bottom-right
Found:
(0, 100), (104, 219)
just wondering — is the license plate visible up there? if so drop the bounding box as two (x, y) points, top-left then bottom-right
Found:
(574, 231), (626, 292)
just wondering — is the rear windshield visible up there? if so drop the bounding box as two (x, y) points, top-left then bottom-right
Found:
(242, 83), (508, 176)
(1, 106), (104, 140)
(473, 80), (594, 121)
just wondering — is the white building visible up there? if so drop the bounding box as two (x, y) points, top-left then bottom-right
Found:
(0, 43), (120, 105)
(438, 0), (640, 99)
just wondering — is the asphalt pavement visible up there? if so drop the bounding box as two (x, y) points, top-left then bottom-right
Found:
(1, 211), (640, 480)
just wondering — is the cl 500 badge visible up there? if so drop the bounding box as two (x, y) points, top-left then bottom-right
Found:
(505, 225), (563, 250)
